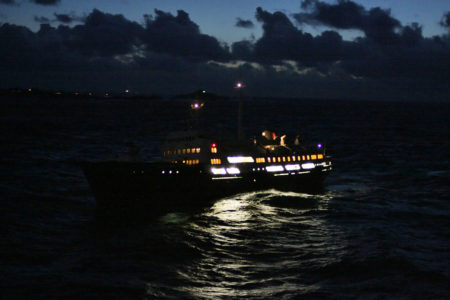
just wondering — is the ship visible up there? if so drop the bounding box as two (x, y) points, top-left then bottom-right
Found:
(81, 84), (332, 213)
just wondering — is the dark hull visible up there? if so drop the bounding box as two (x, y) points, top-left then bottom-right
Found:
(81, 161), (330, 215)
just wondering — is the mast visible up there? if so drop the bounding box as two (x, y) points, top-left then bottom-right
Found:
(235, 82), (244, 141)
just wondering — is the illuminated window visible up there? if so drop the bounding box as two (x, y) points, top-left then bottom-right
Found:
(266, 165), (284, 172)
(256, 157), (265, 163)
(210, 158), (222, 165)
(267, 157), (271, 163)
(287, 156), (291, 162)
(302, 162), (315, 169)
(285, 164), (300, 171)
(182, 149), (186, 154)
(318, 154), (324, 159)
(226, 167), (240, 174)
(187, 148), (191, 154)
(177, 149), (181, 155)
(311, 154), (317, 160)
(196, 148), (201, 153)
(292, 156), (296, 162)
(210, 143), (218, 153)
(211, 167), (226, 175)
(282, 157), (286, 162)
(307, 155), (310, 160)
(298, 156), (301, 161)
(273, 157), (276, 163)
(227, 156), (254, 163)
(302, 155), (306, 160)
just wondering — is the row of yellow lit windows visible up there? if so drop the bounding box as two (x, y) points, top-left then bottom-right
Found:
(182, 159), (199, 165)
(211, 147), (218, 153)
(164, 148), (201, 156)
(210, 158), (222, 165)
(256, 154), (323, 163)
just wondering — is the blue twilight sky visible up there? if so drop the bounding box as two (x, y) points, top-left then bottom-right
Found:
(1, 0), (448, 44)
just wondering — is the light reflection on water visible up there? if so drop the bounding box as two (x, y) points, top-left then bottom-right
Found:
(155, 189), (348, 299)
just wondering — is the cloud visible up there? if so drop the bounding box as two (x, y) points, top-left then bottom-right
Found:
(30, 0), (60, 5)
(142, 9), (228, 61)
(231, 40), (254, 60)
(54, 13), (77, 24)
(0, 0), (16, 5)
(230, 6), (450, 85)
(63, 9), (144, 57)
(295, 0), (401, 44)
(441, 11), (450, 28)
(235, 18), (254, 28)
(34, 12), (85, 24)
(0, 6), (448, 101)
(245, 7), (350, 65)
(34, 16), (50, 23)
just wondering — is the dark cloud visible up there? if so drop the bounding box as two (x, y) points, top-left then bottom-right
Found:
(0, 0), (16, 5)
(53, 12), (85, 24)
(34, 16), (50, 23)
(231, 40), (254, 60)
(143, 9), (228, 61)
(63, 9), (144, 57)
(246, 7), (350, 65)
(34, 13), (85, 24)
(235, 18), (254, 28)
(0, 6), (448, 101)
(231, 6), (450, 85)
(295, 0), (401, 44)
(441, 12), (450, 28)
(54, 13), (73, 24)
(252, 7), (313, 63)
(30, 0), (60, 5)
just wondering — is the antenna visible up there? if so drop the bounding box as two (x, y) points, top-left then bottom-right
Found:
(235, 82), (244, 141)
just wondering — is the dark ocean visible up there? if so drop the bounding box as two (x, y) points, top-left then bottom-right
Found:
(1, 96), (449, 299)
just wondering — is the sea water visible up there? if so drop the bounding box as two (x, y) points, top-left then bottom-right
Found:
(1, 97), (449, 299)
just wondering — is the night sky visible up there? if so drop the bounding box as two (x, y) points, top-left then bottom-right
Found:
(1, 0), (449, 101)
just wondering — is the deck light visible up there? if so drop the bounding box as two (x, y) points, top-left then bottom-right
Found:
(285, 164), (300, 171)
(211, 167), (227, 175)
(226, 167), (241, 174)
(227, 156), (254, 163)
(190, 101), (204, 110)
(266, 165), (284, 172)
(210, 143), (218, 153)
(301, 163), (315, 169)
(317, 143), (322, 148)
